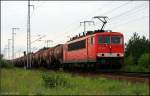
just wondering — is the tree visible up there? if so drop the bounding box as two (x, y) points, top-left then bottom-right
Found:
(0, 54), (3, 59)
(125, 32), (150, 64)
(138, 53), (149, 68)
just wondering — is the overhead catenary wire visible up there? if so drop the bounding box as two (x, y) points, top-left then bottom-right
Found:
(111, 15), (149, 30)
(98, 2), (148, 32)
(108, 11), (148, 29)
(110, 2), (148, 21)
(107, 3), (148, 28)
(109, 6), (148, 25)
(31, 35), (46, 44)
(101, 1), (133, 16)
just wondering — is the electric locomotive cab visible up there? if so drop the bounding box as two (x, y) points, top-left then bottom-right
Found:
(95, 32), (124, 68)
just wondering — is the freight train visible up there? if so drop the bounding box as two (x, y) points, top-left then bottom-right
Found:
(13, 16), (124, 69)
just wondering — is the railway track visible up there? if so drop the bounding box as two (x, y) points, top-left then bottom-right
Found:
(64, 69), (149, 83)
(95, 70), (150, 78)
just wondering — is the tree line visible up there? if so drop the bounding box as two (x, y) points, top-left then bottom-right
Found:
(124, 32), (149, 72)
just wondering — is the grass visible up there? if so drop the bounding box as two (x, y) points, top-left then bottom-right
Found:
(0, 59), (14, 68)
(121, 64), (150, 72)
(1, 68), (149, 95)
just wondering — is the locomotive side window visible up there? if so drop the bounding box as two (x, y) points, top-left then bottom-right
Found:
(111, 36), (122, 44)
(88, 37), (94, 45)
(88, 38), (91, 44)
(91, 37), (94, 45)
(68, 39), (86, 51)
(98, 36), (110, 44)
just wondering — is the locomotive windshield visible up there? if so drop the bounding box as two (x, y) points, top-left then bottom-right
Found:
(98, 36), (122, 44)
(99, 36), (110, 44)
(111, 36), (122, 44)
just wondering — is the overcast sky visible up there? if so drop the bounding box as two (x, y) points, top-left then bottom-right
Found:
(1, 1), (149, 59)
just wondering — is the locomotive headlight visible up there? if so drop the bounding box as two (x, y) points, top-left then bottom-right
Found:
(97, 53), (105, 57)
(118, 53), (124, 57)
(120, 53), (124, 57)
(97, 53), (101, 57)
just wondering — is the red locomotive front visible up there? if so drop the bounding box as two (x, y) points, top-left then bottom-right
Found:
(95, 32), (124, 68)
(63, 31), (124, 68)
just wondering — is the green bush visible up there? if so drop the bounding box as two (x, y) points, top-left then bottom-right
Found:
(123, 55), (139, 72)
(125, 33), (150, 64)
(123, 54), (149, 72)
(42, 72), (73, 88)
(0, 59), (14, 68)
(125, 55), (134, 66)
(138, 53), (150, 71)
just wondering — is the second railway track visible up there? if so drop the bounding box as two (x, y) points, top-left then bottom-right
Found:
(65, 69), (149, 83)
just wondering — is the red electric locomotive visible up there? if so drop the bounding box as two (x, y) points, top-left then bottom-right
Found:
(63, 16), (124, 69)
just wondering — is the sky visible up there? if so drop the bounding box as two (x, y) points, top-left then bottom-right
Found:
(1, 1), (149, 59)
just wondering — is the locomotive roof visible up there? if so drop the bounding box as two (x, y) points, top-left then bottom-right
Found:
(96, 31), (123, 35)
(67, 30), (123, 44)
